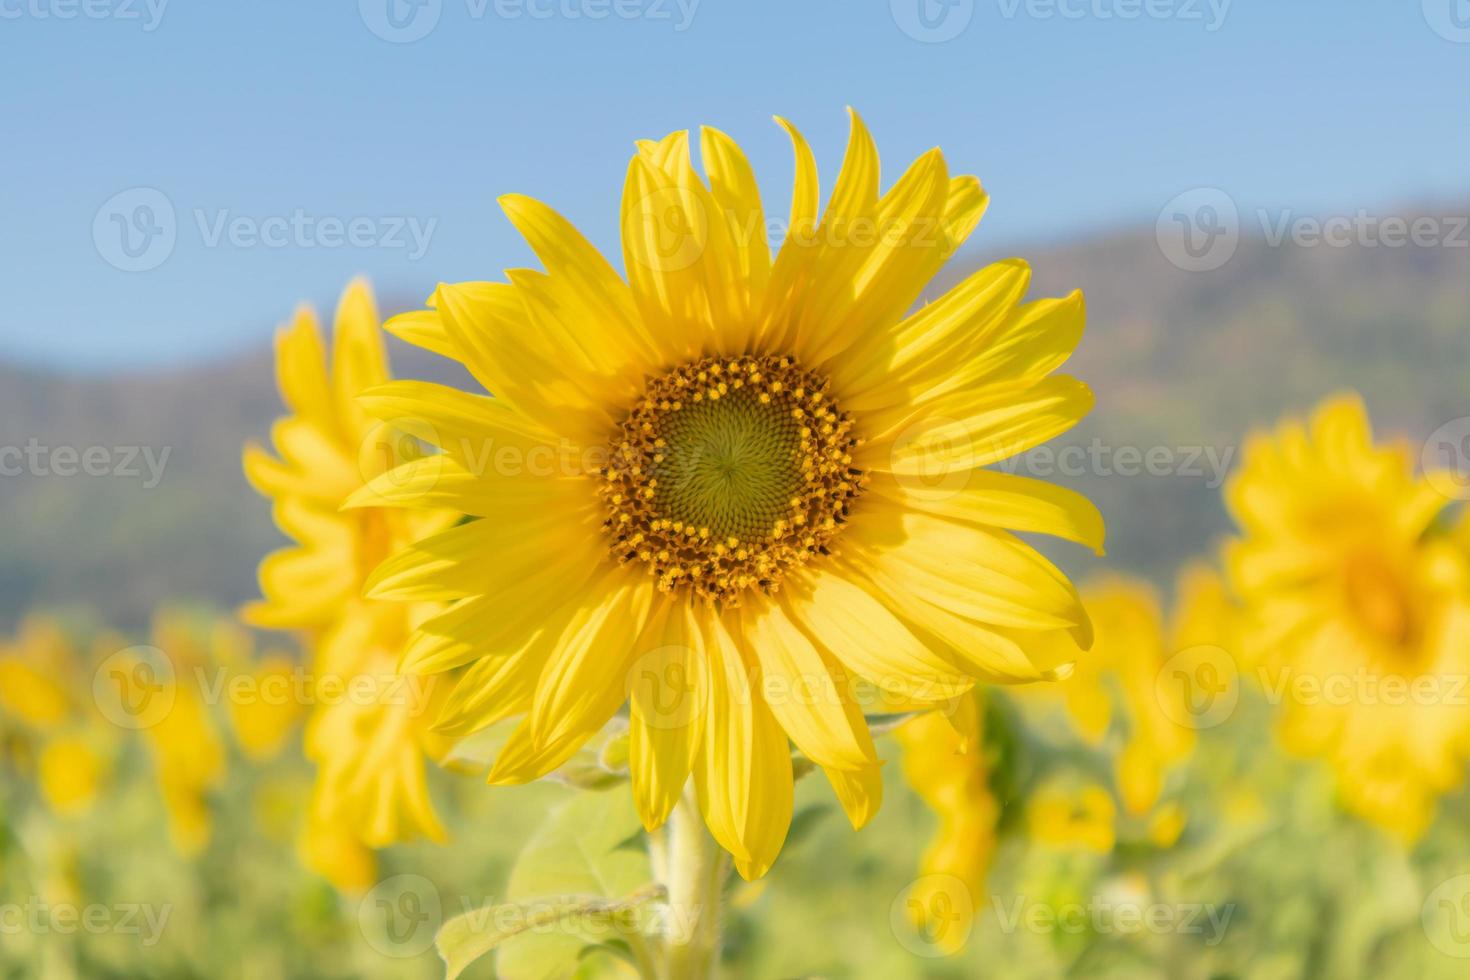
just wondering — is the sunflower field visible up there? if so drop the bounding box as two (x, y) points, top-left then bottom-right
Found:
(6, 7), (1470, 979)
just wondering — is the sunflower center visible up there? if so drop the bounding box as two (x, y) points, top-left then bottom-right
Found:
(600, 354), (865, 603)
(1343, 552), (1417, 651)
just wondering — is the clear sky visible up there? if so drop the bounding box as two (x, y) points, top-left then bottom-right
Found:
(2, 0), (1468, 371)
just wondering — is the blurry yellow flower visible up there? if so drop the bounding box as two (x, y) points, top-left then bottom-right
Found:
(895, 694), (999, 954)
(364, 111), (1099, 879)
(0, 618), (78, 731)
(210, 621), (304, 763)
(1027, 782), (1116, 853)
(305, 605), (448, 847)
(1026, 575), (1200, 819)
(244, 279), (456, 873)
(0, 619), (118, 818)
(1225, 393), (1470, 842)
(1145, 799), (1187, 849)
(301, 817), (380, 895)
(128, 611), (229, 857)
(37, 734), (106, 816)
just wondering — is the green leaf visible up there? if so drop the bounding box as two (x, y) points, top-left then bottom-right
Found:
(437, 884), (666, 980)
(492, 786), (660, 980)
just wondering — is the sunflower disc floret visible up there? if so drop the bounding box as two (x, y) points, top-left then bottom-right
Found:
(600, 354), (866, 602)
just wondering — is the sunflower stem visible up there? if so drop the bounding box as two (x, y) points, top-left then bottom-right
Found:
(659, 790), (727, 980)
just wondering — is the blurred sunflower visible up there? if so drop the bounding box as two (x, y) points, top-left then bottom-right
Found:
(1027, 780), (1117, 854)
(243, 279), (457, 889)
(365, 110), (1101, 878)
(210, 620), (304, 763)
(120, 612), (229, 856)
(1225, 393), (1470, 841)
(1017, 571), (1217, 845)
(0, 618), (114, 818)
(894, 692), (1000, 954)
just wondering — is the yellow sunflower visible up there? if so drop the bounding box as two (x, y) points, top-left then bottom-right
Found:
(1027, 780), (1117, 854)
(243, 279), (457, 885)
(125, 611), (228, 856)
(894, 691), (1000, 954)
(0, 618), (114, 817)
(210, 620), (304, 763)
(1015, 571), (1212, 850)
(1225, 393), (1470, 841)
(365, 110), (1101, 879)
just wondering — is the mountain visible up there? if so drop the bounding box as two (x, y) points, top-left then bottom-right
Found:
(3, 214), (1468, 629)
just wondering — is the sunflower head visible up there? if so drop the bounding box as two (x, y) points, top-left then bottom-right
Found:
(601, 352), (865, 602)
(243, 280), (459, 877)
(1226, 394), (1456, 666)
(367, 111), (1100, 878)
(1225, 393), (1470, 840)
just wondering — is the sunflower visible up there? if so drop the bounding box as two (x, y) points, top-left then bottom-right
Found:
(243, 280), (457, 885)
(365, 111), (1100, 879)
(1014, 571), (1211, 852)
(210, 620), (304, 763)
(0, 618), (114, 818)
(1225, 393), (1470, 841)
(125, 611), (228, 856)
(894, 691), (1000, 954)
(1026, 780), (1117, 854)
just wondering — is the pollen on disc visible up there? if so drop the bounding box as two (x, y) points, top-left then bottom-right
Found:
(599, 354), (866, 603)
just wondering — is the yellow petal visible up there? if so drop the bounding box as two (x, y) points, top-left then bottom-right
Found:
(694, 612), (793, 879)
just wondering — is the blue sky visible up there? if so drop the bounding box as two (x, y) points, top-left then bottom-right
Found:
(2, 0), (1468, 371)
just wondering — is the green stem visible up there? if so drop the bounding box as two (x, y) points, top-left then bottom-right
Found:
(657, 790), (727, 980)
